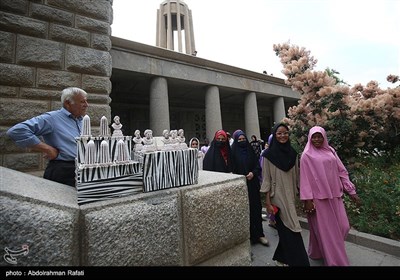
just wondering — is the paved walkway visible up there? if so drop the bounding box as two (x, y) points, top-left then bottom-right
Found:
(251, 214), (400, 267)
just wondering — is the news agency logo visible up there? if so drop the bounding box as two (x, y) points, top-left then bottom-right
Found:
(4, 244), (29, 265)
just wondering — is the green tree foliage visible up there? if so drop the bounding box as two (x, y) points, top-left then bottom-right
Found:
(347, 147), (400, 240)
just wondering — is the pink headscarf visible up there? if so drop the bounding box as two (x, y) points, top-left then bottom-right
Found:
(302, 126), (333, 155)
(300, 126), (356, 200)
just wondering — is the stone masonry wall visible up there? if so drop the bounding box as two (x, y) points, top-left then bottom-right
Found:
(0, 0), (113, 174)
(1, 167), (251, 266)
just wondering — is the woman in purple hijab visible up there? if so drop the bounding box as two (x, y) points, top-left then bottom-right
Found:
(300, 126), (361, 266)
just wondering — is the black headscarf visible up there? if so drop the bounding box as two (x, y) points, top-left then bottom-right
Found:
(231, 130), (259, 176)
(262, 123), (297, 171)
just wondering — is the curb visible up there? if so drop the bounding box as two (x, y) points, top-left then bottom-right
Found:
(298, 217), (400, 258)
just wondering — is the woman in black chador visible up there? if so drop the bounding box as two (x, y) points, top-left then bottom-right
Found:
(231, 130), (269, 246)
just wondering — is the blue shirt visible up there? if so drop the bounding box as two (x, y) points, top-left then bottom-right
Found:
(7, 108), (83, 161)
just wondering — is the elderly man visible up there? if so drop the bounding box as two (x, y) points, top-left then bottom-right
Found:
(7, 87), (89, 187)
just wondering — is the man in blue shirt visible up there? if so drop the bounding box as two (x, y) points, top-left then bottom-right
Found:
(7, 87), (89, 187)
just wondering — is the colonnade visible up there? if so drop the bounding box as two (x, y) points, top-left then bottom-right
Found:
(148, 77), (287, 141)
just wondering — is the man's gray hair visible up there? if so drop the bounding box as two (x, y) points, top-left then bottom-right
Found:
(61, 87), (87, 105)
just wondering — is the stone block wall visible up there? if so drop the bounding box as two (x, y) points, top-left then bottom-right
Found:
(0, 167), (81, 266)
(0, 0), (113, 174)
(1, 167), (252, 266)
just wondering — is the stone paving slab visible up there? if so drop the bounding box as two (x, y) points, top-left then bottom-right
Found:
(251, 215), (400, 267)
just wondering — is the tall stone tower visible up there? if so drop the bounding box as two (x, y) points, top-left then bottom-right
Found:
(156, 0), (196, 55)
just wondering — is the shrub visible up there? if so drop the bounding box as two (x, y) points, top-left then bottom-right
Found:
(346, 147), (400, 240)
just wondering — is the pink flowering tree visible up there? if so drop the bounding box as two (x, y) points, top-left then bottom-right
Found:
(348, 78), (400, 156)
(273, 42), (400, 162)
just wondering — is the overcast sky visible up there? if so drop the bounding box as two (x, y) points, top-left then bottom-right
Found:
(111, 0), (399, 88)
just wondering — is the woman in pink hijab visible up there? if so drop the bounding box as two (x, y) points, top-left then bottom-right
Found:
(300, 126), (361, 266)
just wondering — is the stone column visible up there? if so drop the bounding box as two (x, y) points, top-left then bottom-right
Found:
(244, 92), (261, 139)
(273, 97), (286, 123)
(184, 5), (195, 55)
(150, 77), (170, 135)
(166, 1), (173, 50)
(176, 0), (183, 53)
(156, 3), (167, 48)
(205, 86), (222, 141)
